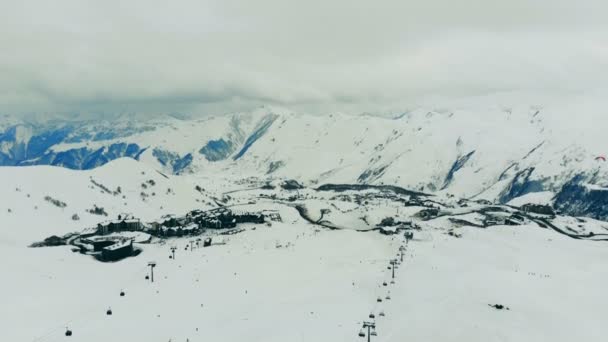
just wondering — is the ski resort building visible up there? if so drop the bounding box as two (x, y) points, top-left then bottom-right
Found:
(193, 208), (265, 229)
(101, 240), (134, 261)
(91, 239), (116, 252)
(521, 203), (555, 216)
(160, 223), (201, 237)
(97, 215), (143, 235)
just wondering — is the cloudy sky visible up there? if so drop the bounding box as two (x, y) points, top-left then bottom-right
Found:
(1, 0), (607, 117)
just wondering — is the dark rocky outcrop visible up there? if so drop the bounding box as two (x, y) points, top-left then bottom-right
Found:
(199, 139), (236, 161)
(281, 179), (304, 190)
(30, 235), (66, 247)
(554, 175), (608, 221)
(442, 150), (475, 189)
(498, 167), (546, 204)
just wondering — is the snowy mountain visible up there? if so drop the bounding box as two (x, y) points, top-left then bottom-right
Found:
(1, 106), (607, 220)
(1, 108), (607, 342)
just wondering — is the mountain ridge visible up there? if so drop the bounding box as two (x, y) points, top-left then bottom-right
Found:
(1, 106), (607, 219)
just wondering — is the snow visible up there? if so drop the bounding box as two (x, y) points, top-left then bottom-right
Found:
(87, 232), (151, 243)
(2, 214), (401, 342)
(182, 223), (198, 231)
(508, 191), (555, 207)
(3, 214), (607, 341)
(551, 216), (608, 236)
(2, 105), (608, 342)
(583, 183), (608, 191)
(2, 105), (608, 206)
(450, 212), (487, 226)
(103, 239), (132, 251)
(0, 158), (215, 245)
(383, 225), (607, 341)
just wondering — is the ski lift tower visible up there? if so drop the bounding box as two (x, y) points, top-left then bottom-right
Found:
(170, 246), (177, 260)
(405, 231), (413, 244)
(360, 321), (377, 342)
(390, 259), (398, 279)
(147, 261), (157, 283)
(399, 245), (406, 262)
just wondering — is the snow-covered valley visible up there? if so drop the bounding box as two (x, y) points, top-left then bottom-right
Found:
(1, 155), (607, 341)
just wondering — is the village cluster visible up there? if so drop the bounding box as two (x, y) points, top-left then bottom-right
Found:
(34, 207), (282, 262)
(30, 181), (606, 265)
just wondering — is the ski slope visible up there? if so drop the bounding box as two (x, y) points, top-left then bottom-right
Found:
(3, 212), (607, 341)
(1, 159), (607, 341)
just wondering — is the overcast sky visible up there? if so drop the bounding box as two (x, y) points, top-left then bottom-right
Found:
(1, 0), (607, 117)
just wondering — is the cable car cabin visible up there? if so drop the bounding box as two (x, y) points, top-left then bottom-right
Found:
(65, 329), (72, 336)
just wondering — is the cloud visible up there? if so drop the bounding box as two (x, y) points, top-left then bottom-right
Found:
(0, 0), (607, 116)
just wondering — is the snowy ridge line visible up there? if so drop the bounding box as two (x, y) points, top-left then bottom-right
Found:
(2, 106), (608, 220)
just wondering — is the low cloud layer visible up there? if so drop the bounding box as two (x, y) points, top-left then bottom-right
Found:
(1, 0), (607, 116)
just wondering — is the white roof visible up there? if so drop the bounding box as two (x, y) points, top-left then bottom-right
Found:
(183, 223), (198, 231)
(103, 240), (131, 251)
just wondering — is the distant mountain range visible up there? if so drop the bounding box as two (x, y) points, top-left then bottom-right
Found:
(1, 106), (607, 220)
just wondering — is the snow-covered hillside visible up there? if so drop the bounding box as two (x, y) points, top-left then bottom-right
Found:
(2, 105), (607, 219)
(0, 158), (221, 245)
(1, 157), (607, 342)
(2, 105), (608, 341)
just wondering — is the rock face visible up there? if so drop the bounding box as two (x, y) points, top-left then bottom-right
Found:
(0, 122), (149, 170)
(22, 143), (147, 170)
(280, 180), (304, 190)
(152, 149), (193, 174)
(498, 167), (545, 204)
(232, 114), (277, 160)
(442, 150), (476, 190)
(199, 139), (236, 162)
(29, 235), (66, 247)
(554, 176), (608, 221)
